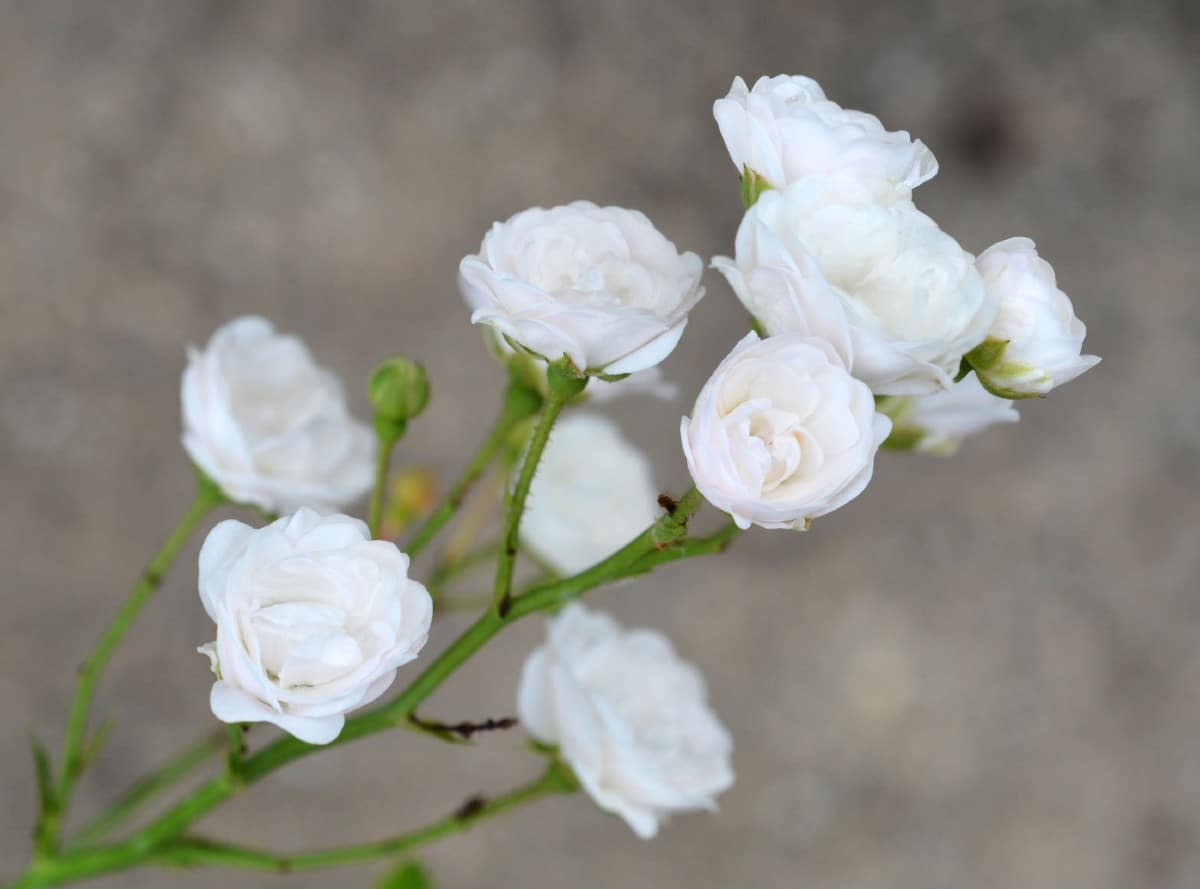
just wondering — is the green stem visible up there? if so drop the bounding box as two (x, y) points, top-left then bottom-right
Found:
(55, 477), (223, 823)
(404, 399), (527, 560)
(224, 725), (245, 774)
(367, 434), (398, 539)
(491, 392), (568, 616)
(69, 731), (225, 849)
(155, 762), (574, 873)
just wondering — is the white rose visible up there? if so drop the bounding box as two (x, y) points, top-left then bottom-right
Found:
(882, 374), (1019, 455)
(181, 316), (375, 513)
(459, 202), (705, 375)
(517, 604), (733, 839)
(971, 237), (1101, 396)
(681, 332), (889, 530)
(713, 177), (995, 395)
(197, 509), (432, 745)
(713, 75), (938, 194)
(520, 413), (660, 575)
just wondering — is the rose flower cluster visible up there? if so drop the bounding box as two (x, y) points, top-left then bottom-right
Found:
(181, 74), (1097, 840)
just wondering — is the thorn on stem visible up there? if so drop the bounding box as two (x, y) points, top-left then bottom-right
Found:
(413, 714), (518, 740)
(453, 794), (487, 820)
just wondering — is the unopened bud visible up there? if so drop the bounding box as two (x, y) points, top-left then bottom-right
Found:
(369, 357), (430, 422)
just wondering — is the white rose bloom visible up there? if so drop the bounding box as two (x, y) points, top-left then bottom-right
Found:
(459, 202), (705, 375)
(520, 413), (660, 575)
(181, 316), (375, 513)
(681, 332), (889, 530)
(883, 374), (1019, 455)
(713, 177), (995, 395)
(197, 509), (432, 745)
(713, 75), (938, 193)
(972, 237), (1101, 396)
(517, 604), (733, 839)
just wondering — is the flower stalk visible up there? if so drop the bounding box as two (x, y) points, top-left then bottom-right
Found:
(492, 362), (585, 617)
(51, 471), (225, 843)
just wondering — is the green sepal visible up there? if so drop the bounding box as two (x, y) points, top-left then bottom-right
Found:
(740, 165), (772, 209)
(953, 357), (973, 383)
(545, 358), (588, 400)
(591, 370), (632, 384)
(964, 337), (1009, 373)
(373, 860), (434, 889)
(527, 738), (560, 758)
(541, 758), (580, 794)
(973, 370), (1046, 401)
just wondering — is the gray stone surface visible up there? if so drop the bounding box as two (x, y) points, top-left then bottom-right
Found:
(2, 1), (1198, 887)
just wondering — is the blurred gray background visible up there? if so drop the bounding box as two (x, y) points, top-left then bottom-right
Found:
(2, 1), (1198, 887)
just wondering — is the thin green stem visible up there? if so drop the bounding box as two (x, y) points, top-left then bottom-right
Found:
(69, 731), (225, 849)
(491, 392), (568, 616)
(55, 477), (223, 824)
(404, 400), (526, 560)
(367, 436), (397, 539)
(224, 725), (245, 774)
(155, 762), (575, 873)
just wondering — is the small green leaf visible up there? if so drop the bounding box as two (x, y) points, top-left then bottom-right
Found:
(373, 860), (434, 889)
(30, 735), (56, 814)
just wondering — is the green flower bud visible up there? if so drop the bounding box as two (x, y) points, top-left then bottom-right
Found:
(369, 357), (430, 422)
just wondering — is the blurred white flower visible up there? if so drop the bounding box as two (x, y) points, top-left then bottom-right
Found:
(517, 604), (733, 838)
(459, 202), (704, 375)
(681, 332), (889, 530)
(197, 509), (431, 745)
(521, 412), (660, 575)
(971, 237), (1101, 396)
(713, 75), (937, 194)
(181, 316), (374, 513)
(713, 176), (995, 395)
(884, 374), (1019, 455)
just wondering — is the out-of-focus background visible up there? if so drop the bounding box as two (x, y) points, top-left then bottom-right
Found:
(2, 1), (1198, 887)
